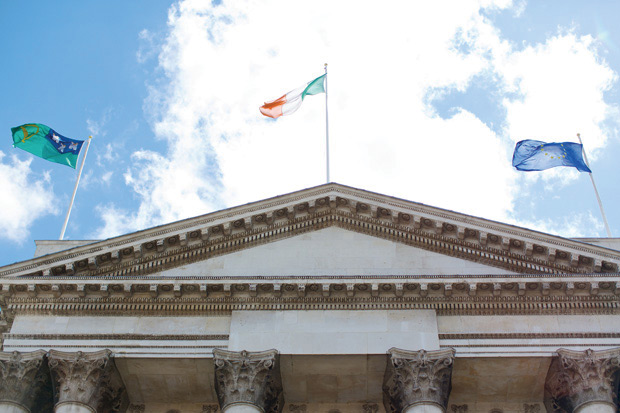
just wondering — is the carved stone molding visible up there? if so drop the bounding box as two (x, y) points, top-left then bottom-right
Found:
(202, 405), (219, 413)
(0, 350), (53, 412)
(128, 404), (146, 413)
(523, 404), (541, 413)
(48, 349), (128, 413)
(3, 184), (620, 281)
(383, 348), (456, 413)
(213, 349), (283, 413)
(362, 403), (379, 413)
(544, 347), (620, 412)
(450, 404), (468, 412)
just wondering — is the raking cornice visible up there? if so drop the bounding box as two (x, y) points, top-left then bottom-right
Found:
(1, 183), (619, 278)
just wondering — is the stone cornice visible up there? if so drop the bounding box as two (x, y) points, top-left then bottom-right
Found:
(1, 275), (618, 302)
(4, 294), (618, 318)
(1, 184), (619, 278)
(1, 275), (619, 320)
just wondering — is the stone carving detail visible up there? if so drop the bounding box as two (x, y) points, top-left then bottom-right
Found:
(289, 405), (307, 412)
(213, 349), (283, 413)
(451, 404), (468, 412)
(0, 350), (53, 412)
(363, 403), (379, 413)
(544, 348), (620, 412)
(48, 349), (128, 413)
(523, 404), (540, 413)
(202, 405), (219, 413)
(128, 404), (146, 412)
(383, 348), (456, 413)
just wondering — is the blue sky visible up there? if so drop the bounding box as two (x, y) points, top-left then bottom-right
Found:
(1, 0), (620, 266)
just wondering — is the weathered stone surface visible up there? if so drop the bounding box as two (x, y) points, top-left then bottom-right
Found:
(544, 348), (620, 412)
(48, 349), (128, 413)
(383, 348), (455, 413)
(213, 349), (283, 413)
(0, 350), (53, 412)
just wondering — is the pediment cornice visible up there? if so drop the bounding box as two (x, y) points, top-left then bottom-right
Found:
(1, 184), (619, 278)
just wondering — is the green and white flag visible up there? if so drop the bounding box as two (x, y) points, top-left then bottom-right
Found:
(11, 123), (84, 168)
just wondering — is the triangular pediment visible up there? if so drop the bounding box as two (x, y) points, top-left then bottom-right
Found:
(1, 183), (619, 279)
(164, 227), (515, 277)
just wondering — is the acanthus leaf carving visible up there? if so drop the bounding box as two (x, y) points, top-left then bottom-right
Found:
(382, 348), (455, 413)
(213, 349), (283, 413)
(0, 350), (53, 412)
(48, 349), (128, 413)
(544, 348), (620, 413)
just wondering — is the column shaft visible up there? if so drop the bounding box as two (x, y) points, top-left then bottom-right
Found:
(54, 402), (95, 413)
(574, 403), (616, 413)
(0, 402), (29, 413)
(222, 403), (263, 413)
(404, 405), (444, 413)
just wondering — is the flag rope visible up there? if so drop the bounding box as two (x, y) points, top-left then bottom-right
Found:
(577, 133), (612, 237)
(59, 135), (92, 240)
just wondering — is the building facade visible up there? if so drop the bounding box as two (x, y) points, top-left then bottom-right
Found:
(0, 183), (619, 413)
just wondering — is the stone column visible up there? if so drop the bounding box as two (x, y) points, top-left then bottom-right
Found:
(544, 348), (620, 413)
(213, 349), (283, 413)
(47, 349), (128, 413)
(0, 350), (53, 413)
(383, 348), (456, 413)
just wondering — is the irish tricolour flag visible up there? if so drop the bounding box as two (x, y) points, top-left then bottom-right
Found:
(260, 74), (326, 118)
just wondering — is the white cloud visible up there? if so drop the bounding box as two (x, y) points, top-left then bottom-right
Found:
(95, 0), (617, 238)
(0, 152), (55, 243)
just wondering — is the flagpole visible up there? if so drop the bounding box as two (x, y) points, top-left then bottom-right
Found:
(577, 133), (612, 237)
(324, 63), (330, 183)
(59, 135), (92, 240)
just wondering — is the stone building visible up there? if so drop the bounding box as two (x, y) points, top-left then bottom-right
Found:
(0, 183), (619, 413)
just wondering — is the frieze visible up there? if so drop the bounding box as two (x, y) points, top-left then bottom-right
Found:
(3, 333), (229, 341)
(440, 332), (620, 339)
(2, 185), (619, 279)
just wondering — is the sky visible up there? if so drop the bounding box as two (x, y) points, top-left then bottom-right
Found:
(1, 0), (620, 266)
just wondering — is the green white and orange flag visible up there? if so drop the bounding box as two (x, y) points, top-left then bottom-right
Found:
(260, 74), (326, 118)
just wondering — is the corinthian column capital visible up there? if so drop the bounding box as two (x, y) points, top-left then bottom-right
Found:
(383, 348), (456, 413)
(0, 350), (53, 411)
(213, 349), (283, 413)
(48, 349), (128, 413)
(544, 347), (620, 412)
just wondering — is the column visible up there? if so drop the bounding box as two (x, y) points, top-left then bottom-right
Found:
(213, 349), (283, 413)
(47, 349), (128, 413)
(544, 348), (620, 413)
(0, 350), (52, 413)
(383, 348), (456, 413)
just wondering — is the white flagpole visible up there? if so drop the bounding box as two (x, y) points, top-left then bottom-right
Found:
(59, 135), (92, 240)
(324, 63), (330, 183)
(577, 133), (612, 237)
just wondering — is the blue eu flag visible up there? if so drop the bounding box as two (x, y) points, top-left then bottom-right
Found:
(512, 140), (591, 173)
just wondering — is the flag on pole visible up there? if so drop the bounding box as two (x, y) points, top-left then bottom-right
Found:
(11, 123), (84, 169)
(260, 74), (326, 118)
(512, 140), (591, 173)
